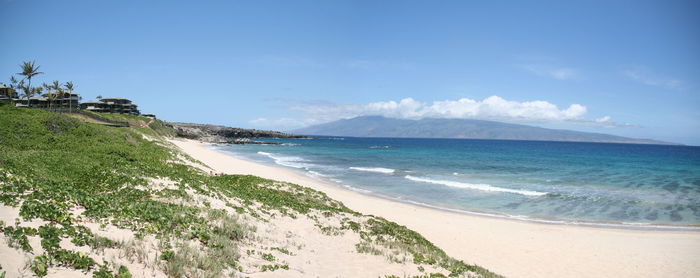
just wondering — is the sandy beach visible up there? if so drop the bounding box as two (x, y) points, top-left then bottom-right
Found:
(170, 138), (700, 278)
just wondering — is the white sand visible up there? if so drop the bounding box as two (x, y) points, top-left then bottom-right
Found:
(170, 138), (700, 278)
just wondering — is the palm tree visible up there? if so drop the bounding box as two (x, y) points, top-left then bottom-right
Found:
(9, 76), (18, 89)
(8, 76), (21, 100)
(17, 61), (43, 107)
(64, 81), (75, 112)
(33, 87), (44, 105)
(20, 85), (42, 107)
(51, 80), (62, 109)
(42, 82), (52, 108)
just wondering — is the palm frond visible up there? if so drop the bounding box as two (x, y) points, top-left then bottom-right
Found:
(17, 60), (44, 78)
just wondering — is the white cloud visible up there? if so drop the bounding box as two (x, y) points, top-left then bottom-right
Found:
(594, 115), (636, 128)
(292, 96), (617, 124)
(595, 116), (615, 128)
(251, 96), (630, 129)
(595, 116), (611, 123)
(522, 65), (580, 80)
(623, 68), (684, 90)
(550, 68), (578, 80)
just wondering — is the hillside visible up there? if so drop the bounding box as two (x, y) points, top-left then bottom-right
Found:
(169, 122), (306, 144)
(294, 116), (675, 145)
(0, 105), (499, 278)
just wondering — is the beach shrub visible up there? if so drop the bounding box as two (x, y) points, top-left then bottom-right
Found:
(0, 105), (501, 278)
(0, 106), (246, 277)
(260, 264), (289, 272)
(92, 262), (133, 278)
(1, 222), (36, 252)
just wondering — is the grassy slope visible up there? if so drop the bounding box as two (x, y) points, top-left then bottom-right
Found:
(0, 105), (501, 278)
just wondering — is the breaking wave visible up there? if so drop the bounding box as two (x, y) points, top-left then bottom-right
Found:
(405, 175), (548, 197)
(349, 167), (396, 174)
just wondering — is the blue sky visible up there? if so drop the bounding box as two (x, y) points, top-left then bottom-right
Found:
(1, 0), (699, 144)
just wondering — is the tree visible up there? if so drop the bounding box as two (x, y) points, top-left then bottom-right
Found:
(12, 79), (26, 104)
(42, 82), (52, 108)
(34, 87), (44, 103)
(49, 80), (62, 109)
(8, 76), (22, 99)
(20, 85), (42, 107)
(64, 81), (75, 112)
(17, 61), (43, 107)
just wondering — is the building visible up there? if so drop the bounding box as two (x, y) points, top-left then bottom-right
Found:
(15, 91), (80, 109)
(0, 83), (18, 102)
(52, 92), (81, 109)
(15, 96), (47, 108)
(80, 98), (140, 115)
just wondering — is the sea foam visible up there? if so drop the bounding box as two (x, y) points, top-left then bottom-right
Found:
(369, 145), (392, 149)
(257, 151), (309, 169)
(281, 143), (300, 146)
(307, 170), (330, 178)
(349, 167), (396, 174)
(405, 175), (548, 197)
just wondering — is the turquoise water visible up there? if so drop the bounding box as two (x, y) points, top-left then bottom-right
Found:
(215, 137), (700, 228)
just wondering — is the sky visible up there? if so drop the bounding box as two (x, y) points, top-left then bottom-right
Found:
(1, 0), (699, 144)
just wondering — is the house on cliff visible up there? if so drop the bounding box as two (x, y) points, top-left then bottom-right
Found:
(80, 97), (140, 115)
(0, 83), (18, 102)
(13, 91), (80, 109)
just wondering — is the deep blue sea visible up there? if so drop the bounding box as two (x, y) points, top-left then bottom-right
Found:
(214, 137), (700, 228)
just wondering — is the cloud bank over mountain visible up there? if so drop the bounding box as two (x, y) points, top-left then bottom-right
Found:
(251, 96), (621, 129)
(292, 116), (672, 145)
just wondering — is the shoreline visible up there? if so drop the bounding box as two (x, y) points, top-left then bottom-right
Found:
(211, 144), (700, 232)
(170, 138), (700, 278)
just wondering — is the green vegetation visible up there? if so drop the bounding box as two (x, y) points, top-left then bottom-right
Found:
(93, 263), (133, 278)
(0, 105), (237, 276)
(270, 246), (293, 255)
(1, 220), (36, 252)
(261, 253), (275, 261)
(260, 264), (289, 272)
(0, 105), (500, 277)
(64, 81), (76, 113)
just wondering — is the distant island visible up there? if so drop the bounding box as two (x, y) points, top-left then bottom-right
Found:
(294, 116), (678, 145)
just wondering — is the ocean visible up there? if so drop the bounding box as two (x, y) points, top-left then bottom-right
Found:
(213, 137), (700, 229)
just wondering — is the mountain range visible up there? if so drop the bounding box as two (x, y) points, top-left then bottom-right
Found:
(293, 116), (677, 145)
